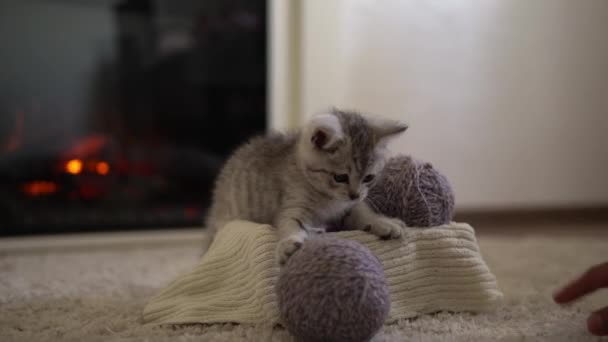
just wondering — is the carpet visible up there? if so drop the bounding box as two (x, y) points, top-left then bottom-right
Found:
(1, 224), (607, 341)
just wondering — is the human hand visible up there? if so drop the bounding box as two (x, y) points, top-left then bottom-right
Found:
(553, 262), (608, 336)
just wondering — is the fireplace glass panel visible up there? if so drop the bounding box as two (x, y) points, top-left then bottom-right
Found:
(0, 0), (267, 235)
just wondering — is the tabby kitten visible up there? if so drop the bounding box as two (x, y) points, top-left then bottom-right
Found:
(204, 109), (408, 264)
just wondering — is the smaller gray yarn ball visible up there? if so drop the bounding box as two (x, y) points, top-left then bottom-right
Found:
(367, 155), (455, 227)
(277, 237), (390, 342)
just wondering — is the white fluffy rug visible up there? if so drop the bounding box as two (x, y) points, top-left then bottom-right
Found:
(1, 225), (607, 342)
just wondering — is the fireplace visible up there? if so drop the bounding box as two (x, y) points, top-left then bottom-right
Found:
(0, 0), (267, 236)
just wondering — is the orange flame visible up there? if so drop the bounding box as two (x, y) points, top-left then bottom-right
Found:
(22, 181), (58, 196)
(96, 161), (110, 175)
(65, 159), (83, 175)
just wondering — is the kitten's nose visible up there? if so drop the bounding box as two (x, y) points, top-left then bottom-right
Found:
(349, 192), (360, 200)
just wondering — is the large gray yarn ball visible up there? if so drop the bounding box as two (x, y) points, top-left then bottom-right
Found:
(367, 155), (455, 227)
(277, 237), (390, 342)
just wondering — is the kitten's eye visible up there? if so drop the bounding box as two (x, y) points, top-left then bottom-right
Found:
(363, 174), (375, 183)
(333, 174), (349, 183)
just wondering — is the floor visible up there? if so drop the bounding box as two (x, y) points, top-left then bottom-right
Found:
(0, 218), (607, 341)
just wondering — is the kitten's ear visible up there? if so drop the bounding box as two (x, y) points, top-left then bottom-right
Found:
(307, 113), (344, 151)
(370, 117), (408, 146)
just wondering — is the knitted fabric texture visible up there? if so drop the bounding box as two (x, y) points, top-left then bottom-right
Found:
(142, 220), (503, 326)
(367, 155), (455, 227)
(277, 237), (390, 342)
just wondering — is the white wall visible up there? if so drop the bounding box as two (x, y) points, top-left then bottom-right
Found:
(292, 0), (608, 210)
(269, 0), (301, 131)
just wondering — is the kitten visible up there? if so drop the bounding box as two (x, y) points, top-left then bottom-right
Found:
(203, 109), (408, 264)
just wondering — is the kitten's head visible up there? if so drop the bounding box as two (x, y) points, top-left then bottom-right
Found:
(298, 109), (407, 202)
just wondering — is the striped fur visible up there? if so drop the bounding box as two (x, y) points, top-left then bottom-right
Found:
(203, 109), (407, 261)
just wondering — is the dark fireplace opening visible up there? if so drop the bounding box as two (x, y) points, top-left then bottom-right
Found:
(0, 0), (267, 236)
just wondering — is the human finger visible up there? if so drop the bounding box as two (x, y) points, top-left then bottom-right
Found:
(588, 306), (608, 336)
(553, 262), (608, 303)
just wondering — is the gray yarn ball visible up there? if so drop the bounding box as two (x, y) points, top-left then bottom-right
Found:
(277, 237), (390, 342)
(367, 155), (455, 227)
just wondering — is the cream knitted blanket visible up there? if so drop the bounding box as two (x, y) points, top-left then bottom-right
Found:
(142, 221), (503, 326)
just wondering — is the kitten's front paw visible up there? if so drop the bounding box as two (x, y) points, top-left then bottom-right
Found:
(364, 217), (406, 240)
(277, 234), (306, 265)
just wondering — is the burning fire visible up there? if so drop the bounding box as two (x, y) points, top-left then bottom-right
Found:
(22, 181), (58, 196)
(65, 159), (83, 175)
(64, 159), (110, 175)
(96, 161), (110, 175)
(61, 134), (112, 175)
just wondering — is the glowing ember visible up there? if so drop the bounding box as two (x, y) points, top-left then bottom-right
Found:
(65, 159), (83, 175)
(96, 161), (110, 175)
(22, 181), (58, 196)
